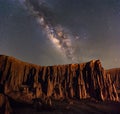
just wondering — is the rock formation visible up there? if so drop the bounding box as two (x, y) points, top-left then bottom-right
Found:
(0, 55), (119, 103)
(0, 94), (12, 114)
(106, 68), (120, 89)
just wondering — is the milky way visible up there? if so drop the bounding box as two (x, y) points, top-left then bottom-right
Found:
(0, 0), (120, 68)
(25, 0), (78, 62)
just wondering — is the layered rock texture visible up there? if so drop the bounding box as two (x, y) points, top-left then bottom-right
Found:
(106, 68), (120, 89)
(0, 55), (119, 103)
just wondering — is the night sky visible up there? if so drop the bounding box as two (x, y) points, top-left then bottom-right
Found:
(0, 0), (120, 69)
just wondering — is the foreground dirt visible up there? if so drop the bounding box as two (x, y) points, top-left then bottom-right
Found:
(11, 99), (120, 114)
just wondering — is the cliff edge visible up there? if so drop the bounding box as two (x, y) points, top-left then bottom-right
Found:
(0, 55), (118, 102)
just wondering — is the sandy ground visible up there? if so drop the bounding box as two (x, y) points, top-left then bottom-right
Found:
(11, 99), (120, 114)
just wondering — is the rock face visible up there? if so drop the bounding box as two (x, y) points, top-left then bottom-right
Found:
(0, 55), (119, 102)
(0, 94), (12, 114)
(106, 68), (120, 89)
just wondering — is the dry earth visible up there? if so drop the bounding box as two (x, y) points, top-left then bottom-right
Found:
(11, 99), (120, 114)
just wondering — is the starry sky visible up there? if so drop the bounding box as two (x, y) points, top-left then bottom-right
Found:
(0, 0), (120, 69)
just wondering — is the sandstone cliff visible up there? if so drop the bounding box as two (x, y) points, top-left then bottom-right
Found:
(0, 55), (119, 102)
(106, 68), (120, 89)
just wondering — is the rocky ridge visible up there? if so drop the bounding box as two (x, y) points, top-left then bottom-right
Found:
(106, 68), (120, 89)
(0, 55), (118, 102)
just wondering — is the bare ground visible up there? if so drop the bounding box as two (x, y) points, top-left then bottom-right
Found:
(11, 99), (120, 114)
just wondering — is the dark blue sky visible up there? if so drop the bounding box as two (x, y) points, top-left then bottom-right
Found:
(0, 0), (120, 68)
